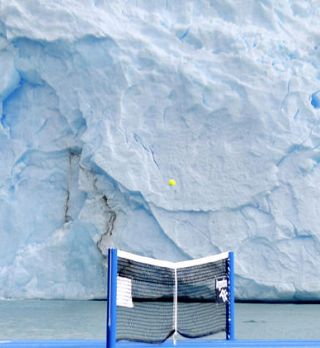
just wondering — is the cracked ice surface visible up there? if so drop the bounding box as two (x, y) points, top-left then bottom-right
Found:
(0, 1), (320, 300)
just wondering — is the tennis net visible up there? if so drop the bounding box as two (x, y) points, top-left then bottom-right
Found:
(107, 249), (235, 346)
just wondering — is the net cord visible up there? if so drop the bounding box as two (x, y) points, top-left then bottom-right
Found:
(117, 250), (229, 269)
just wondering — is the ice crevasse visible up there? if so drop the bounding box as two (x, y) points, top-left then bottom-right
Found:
(0, 0), (320, 300)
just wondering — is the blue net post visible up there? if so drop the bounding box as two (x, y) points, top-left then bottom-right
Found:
(107, 248), (118, 348)
(226, 251), (235, 340)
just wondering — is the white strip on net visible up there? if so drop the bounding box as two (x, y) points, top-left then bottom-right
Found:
(117, 250), (229, 269)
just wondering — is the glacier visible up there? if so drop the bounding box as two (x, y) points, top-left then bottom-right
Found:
(0, 0), (320, 300)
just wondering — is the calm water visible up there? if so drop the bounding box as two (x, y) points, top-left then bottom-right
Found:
(0, 301), (319, 340)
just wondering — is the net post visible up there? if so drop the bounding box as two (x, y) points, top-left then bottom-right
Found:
(107, 248), (118, 348)
(226, 251), (235, 340)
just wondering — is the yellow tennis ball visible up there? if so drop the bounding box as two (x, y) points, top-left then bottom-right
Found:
(168, 179), (176, 186)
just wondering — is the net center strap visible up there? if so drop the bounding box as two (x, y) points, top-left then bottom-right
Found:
(173, 267), (178, 345)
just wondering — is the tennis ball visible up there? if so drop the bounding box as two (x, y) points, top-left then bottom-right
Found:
(168, 179), (176, 186)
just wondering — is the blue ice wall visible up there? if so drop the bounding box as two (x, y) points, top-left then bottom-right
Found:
(0, 1), (320, 300)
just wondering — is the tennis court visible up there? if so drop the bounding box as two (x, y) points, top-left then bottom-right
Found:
(2, 339), (320, 347)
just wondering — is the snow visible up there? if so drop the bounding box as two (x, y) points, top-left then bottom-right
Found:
(0, 0), (320, 300)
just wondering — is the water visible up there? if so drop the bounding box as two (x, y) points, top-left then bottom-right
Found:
(0, 301), (319, 340)
(0, 301), (106, 340)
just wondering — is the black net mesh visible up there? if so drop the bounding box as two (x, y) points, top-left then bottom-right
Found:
(177, 259), (228, 338)
(116, 254), (229, 343)
(116, 256), (175, 343)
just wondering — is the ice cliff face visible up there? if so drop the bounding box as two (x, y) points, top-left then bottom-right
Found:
(0, 0), (320, 300)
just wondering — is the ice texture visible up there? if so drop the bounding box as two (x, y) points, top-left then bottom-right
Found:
(0, 1), (320, 300)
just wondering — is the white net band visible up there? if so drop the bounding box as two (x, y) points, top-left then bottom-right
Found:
(117, 250), (229, 269)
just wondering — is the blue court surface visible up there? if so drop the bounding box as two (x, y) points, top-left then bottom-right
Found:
(1, 340), (320, 347)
